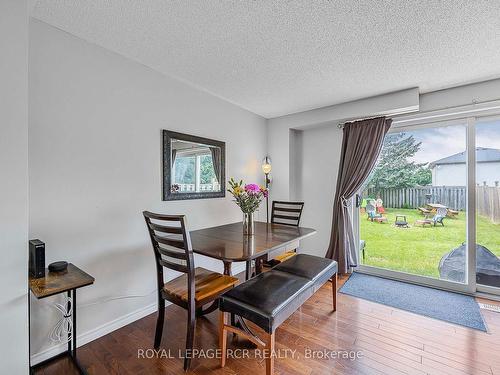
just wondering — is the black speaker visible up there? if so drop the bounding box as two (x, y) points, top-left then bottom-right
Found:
(29, 239), (45, 279)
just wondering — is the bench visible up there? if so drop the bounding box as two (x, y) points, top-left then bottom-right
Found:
(418, 207), (431, 216)
(218, 254), (338, 374)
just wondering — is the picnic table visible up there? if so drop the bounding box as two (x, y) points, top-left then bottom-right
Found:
(426, 203), (459, 218)
(426, 203), (448, 210)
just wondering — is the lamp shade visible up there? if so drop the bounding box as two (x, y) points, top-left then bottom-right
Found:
(262, 156), (272, 174)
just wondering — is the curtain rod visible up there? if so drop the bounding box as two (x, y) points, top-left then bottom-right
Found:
(337, 99), (500, 129)
(336, 116), (388, 129)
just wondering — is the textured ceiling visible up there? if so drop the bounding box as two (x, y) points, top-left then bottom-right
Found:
(31, 1), (500, 118)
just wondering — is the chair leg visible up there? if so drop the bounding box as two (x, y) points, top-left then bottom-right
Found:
(184, 307), (196, 371)
(265, 331), (275, 375)
(332, 273), (337, 312)
(219, 311), (228, 368)
(154, 298), (165, 349)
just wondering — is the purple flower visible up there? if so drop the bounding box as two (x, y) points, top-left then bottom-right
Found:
(244, 183), (261, 193)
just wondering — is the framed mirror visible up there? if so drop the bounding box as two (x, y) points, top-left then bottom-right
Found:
(163, 130), (226, 201)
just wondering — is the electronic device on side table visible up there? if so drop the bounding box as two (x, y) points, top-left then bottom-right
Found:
(29, 239), (45, 279)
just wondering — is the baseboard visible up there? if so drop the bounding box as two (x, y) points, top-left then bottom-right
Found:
(31, 263), (246, 366)
(31, 301), (159, 365)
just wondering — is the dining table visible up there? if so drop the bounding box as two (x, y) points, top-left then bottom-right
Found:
(189, 220), (316, 335)
(190, 221), (316, 278)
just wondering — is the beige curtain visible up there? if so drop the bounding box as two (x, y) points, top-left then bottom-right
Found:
(325, 117), (392, 273)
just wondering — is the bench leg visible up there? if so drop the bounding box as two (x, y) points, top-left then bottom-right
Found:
(332, 273), (337, 312)
(219, 311), (228, 368)
(265, 331), (275, 375)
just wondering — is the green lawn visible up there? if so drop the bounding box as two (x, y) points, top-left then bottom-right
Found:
(360, 208), (500, 278)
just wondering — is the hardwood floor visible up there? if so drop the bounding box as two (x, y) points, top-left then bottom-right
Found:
(35, 275), (500, 375)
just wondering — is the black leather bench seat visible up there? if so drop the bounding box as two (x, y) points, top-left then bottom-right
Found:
(219, 254), (337, 333)
(274, 253), (338, 282)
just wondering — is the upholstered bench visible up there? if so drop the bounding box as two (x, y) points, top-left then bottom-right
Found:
(218, 254), (338, 375)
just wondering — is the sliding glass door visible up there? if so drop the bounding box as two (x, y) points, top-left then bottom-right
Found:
(355, 113), (500, 296)
(358, 120), (472, 292)
(475, 117), (500, 294)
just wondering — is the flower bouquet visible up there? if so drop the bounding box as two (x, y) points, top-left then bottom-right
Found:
(228, 178), (268, 235)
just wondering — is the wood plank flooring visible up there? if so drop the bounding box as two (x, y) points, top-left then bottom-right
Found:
(35, 275), (500, 375)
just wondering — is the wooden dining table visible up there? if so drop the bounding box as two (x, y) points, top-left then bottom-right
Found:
(190, 221), (316, 278)
(190, 220), (316, 331)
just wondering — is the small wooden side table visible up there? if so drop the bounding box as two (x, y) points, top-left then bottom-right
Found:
(29, 263), (94, 374)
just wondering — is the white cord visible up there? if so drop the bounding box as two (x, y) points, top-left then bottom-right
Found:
(49, 295), (73, 343)
(79, 290), (157, 308)
(47, 290), (156, 343)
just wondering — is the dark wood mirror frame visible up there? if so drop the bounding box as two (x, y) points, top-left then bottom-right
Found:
(163, 130), (226, 201)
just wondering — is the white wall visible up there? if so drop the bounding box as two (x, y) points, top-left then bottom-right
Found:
(432, 162), (500, 186)
(432, 164), (466, 186)
(29, 19), (267, 361)
(477, 162), (500, 186)
(0, 1), (29, 373)
(291, 125), (343, 256)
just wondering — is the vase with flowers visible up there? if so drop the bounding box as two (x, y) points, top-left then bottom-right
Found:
(228, 178), (268, 235)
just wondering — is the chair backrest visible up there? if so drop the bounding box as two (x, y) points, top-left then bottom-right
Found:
(271, 201), (304, 226)
(436, 207), (447, 217)
(143, 211), (195, 301)
(366, 203), (375, 213)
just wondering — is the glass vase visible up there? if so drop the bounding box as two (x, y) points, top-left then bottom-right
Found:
(242, 212), (255, 236)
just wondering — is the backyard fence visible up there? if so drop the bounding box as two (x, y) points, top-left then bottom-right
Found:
(476, 185), (500, 224)
(366, 186), (467, 210)
(365, 186), (500, 223)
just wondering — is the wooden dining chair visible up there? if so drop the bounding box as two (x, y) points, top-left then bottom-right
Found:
(271, 201), (305, 227)
(143, 211), (238, 371)
(264, 201), (305, 267)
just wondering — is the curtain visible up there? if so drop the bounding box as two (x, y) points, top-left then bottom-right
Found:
(325, 117), (392, 273)
(210, 147), (221, 183)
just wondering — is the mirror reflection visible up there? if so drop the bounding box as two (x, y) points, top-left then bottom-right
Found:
(171, 139), (222, 194)
(163, 130), (225, 201)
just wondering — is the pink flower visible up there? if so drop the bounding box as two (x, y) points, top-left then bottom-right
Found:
(244, 183), (261, 193)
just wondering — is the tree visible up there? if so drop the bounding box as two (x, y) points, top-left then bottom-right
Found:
(174, 156), (195, 184)
(200, 155), (216, 184)
(365, 133), (431, 192)
(174, 154), (217, 185)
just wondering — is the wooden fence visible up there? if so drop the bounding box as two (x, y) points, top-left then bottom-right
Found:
(476, 186), (500, 224)
(366, 186), (467, 210)
(366, 186), (500, 224)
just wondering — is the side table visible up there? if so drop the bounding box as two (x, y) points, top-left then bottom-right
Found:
(29, 263), (94, 374)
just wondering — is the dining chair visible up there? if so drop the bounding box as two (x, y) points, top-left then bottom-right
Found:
(271, 201), (305, 227)
(263, 201), (305, 267)
(143, 211), (238, 371)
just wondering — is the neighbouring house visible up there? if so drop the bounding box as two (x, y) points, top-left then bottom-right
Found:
(429, 147), (500, 186)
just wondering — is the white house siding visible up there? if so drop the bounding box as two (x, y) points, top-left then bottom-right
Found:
(477, 162), (500, 186)
(432, 162), (500, 186)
